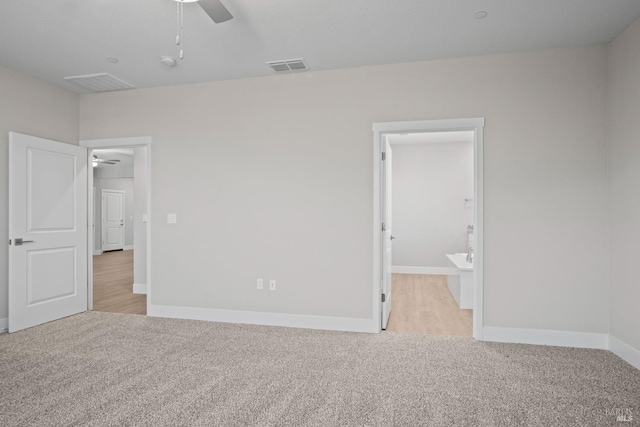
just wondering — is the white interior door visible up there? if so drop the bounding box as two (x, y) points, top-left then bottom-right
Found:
(101, 190), (125, 251)
(381, 138), (393, 329)
(8, 132), (88, 332)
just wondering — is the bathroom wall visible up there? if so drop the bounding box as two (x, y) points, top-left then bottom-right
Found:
(391, 140), (474, 268)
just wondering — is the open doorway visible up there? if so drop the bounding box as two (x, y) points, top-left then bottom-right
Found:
(384, 131), (474, 336)
(91, 148), (144, 314)
(80, 137), (152, 317)
(373, 119), (484, 339)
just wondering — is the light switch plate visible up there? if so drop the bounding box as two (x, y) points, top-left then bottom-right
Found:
(142, 214), (149, 223)
(269, 280), (276, 291)
(167, 214), (177, 224)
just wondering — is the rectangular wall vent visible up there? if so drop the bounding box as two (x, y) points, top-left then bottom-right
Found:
(266, 58), (308, 73)
(63, 73), (135, 93)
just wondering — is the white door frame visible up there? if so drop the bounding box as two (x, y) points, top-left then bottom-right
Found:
(101, 189), (125, 252)
(80, 136), (152, 312)
(372, 118), (485, 339)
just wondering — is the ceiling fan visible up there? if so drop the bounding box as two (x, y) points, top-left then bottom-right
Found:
(181, 0), (233, 24)
(174, 0), (233, 59)
(92, 154), (121, 167)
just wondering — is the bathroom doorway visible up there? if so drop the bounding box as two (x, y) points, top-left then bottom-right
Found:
(373, 118), (485, 339)
(386, 132), (474, 336)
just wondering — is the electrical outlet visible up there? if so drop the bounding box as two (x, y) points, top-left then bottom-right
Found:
(269, 280), (276, 291)
(257, 278), (264, 290)
(167, 213), (177, 224)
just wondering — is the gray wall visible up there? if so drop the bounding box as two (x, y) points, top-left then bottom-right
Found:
(78, 45), (609, 333)
(0, 64), (78, 321)
(607, 17), (640, 351)
(391, 141), (473, 267)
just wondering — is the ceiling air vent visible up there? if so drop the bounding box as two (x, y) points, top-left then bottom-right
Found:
(266, 58), (308, 73)
(63, 73), (135, 93)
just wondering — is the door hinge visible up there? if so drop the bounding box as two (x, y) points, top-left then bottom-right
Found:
(382, 223), (386, 232)
(382, 152), (386, 161)
(381, 293), (386, 302)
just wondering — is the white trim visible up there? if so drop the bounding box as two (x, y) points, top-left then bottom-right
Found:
(609, 335), (640, 371)
(372, 118), (485, 133)
(482, 326), (609, 349)
(80, 136), (152, 149)
(133, 283), (147, 295)
(149, 304), (378, 333)
(0, 318), (7, 333)
(93, 250), (103, 256)
(392, 266), (459, 275)
(372, 130), (382, 332)
(124, 245), (134, 251)
(87, 150), (94, 310)
(373, 118), (485, 338)
(473, 123), (484, 340)
(81, 136), (152, 316)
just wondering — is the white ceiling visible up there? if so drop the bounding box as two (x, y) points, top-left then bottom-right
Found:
(1, 0), (640, 93)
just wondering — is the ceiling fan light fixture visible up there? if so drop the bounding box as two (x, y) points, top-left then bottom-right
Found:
(92, 154), (121, 167)
(169, 0), (234, 60)
(160, 56), (177, 67)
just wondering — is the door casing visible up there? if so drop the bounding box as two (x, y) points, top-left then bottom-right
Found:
(372, 118), (484, 338)
(80, 137), (152, 312)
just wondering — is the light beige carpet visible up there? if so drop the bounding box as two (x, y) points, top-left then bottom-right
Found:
(0, 312), (638, 426)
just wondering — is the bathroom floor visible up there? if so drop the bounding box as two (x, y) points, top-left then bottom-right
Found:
(385, 274), (472, 336)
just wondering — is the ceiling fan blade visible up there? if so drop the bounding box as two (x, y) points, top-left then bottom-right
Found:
(198, 0), (233, 23)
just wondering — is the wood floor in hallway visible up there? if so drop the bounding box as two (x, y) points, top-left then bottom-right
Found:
(93, 250), (146, 315)
(385, 273), (472, 336)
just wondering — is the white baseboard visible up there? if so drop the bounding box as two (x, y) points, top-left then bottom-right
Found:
(124, 245), (134, 251)
(0, 318), (7, 333)
(482, 326), (609, 350)
(93, 250), (102, 256)
(392, 266), (459, 275)
(133, 283), (147, 294)
(609, 335), (640, 371)
(148, 304), (377, 333)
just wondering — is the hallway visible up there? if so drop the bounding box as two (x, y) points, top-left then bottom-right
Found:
(93, 250), (146, 315)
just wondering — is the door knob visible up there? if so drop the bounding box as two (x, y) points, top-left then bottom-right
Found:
(14, 238), (35, 246)
(390, 235), (396, 240)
